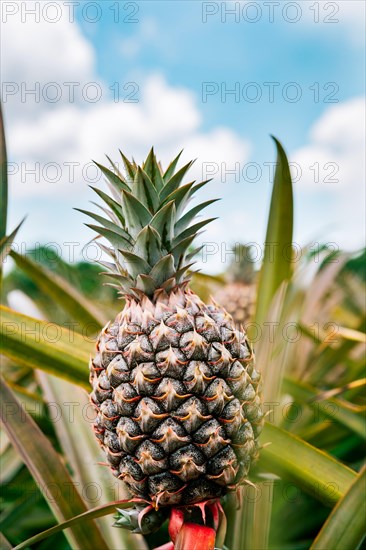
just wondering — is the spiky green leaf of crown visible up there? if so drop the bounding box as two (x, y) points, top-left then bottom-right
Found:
(77, 148), (218, 300)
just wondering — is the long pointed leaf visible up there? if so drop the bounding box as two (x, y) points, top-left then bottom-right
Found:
(259, 423), (356, 504)
(119, 149), (136, 181)
(160, 161), (194, 201)
(311, 467), (366, 550)
(10, 251), (107, 327)
(134, 225), (163, 266)
(38, 373), (145, 550)
(283, 377), (366, 439)
(121, 189), (152, 238)
(0, 218), (25, 264)
(143, 147), (164, 192)
(237, 138), (293, 550)
(163, 149), (183, 182)
(174, 199), (219, 235)
(119, 250), (151, 277)
(0, 306), (90, 387)
(255, 137), (294, 327)
(150, 254), (175, 286)
(13, 499), (143, 550)
(75, 208), (132, 243)
(0, 103), (7, 240)
(89, 186), (125, 225)
(173, 218), (217, 246)
(131, 167), (159, 213)
(0, 377), (108, 550)
(150, 201), (176, 247)
(86, 224), (133, 252)
(94, 161), (130, 193)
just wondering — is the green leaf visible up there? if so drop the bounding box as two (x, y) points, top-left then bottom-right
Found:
(174, 199), (219, 235)
(10, 251), (107, 328)
(121, 189), (152, 238)
(135, 274), (157, 295)
(235, 137), (293, 550)
(311, 467), (366, 550)
(0, 376), (109, 550)
(255, 137), (294, 327)
(134, 225), (163, 266)
(94, 161), (130, 193)
(131, 167), (159, 213)
(186, 245), (204, 262)
(174, 262), (195, 283)
(12, 499), (140, 550)
(75, 208), (132, 244)
(160, 161), (194, 201)
(86, 224), (133, 252)
(173, 218), (217, 246)
(164, 179), (212, 221)
(38, 373), (145, 550)
(163, 149), (183, 182)
(150, 255), (175, 287)
(170, 235), (196, 264)
(260, 423), (356, 505)
(92, 200), (120, 225)
(0, 532), (12, 550)
(0, 306), (90, 387)
(0, 103), (7, 241)
(105, 154), (129, 185)
(89, 186), (125, 226)
(283, 377), (366, 439)
(0, 107), (25, 290)
(150, 200), (176, 247)
(143, 147), (164, 192)
(119, 149), (136, 181)
(142, 147), (154, 176)
(118, 250), (151, 278)
(0, 218), (25, 263)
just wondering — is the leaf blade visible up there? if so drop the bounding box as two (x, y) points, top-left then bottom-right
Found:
(311, 467), (366, 550)
(10, 251), (107, 328)
(260, 423), (356, 504)
(0, 306), (90, 387)
(0, 376), (109, 550)
(255, 137), (294, 327)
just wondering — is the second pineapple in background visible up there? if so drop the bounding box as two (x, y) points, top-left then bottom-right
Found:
(214, 244), (257, 328)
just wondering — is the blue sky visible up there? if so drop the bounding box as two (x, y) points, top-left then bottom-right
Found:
(2, 0), (365, 272)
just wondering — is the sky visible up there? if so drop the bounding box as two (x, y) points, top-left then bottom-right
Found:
(1, 0), (365, 273)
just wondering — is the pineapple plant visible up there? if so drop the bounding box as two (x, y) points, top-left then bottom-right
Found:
(79, 149), (264, 541)
(214, 244), (257, 327)
(2, 112), (365, 550)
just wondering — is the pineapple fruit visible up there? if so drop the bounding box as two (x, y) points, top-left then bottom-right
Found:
(215, 244), (257, 327)
(81, 149), (263, 511)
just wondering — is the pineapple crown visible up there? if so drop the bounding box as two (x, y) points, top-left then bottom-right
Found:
(227, 243), (256, 285)
(77, 148), (218, 301)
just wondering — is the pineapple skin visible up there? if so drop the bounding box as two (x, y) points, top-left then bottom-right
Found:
(90, 288), (263, 507)
(214, 282), (256, 328)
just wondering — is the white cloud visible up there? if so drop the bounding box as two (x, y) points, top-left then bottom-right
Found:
(1, 1), (95, 83)
(1, 1), (96, 118)
(7, 73), (249, 200)
(293, 97), (365, 248)
(2, 10), (250, 269)
(299, 0), (365, 45)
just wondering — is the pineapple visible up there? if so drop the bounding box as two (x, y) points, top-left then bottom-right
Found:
(80, 149), (263, 511)
(215, 244), (257, 328)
